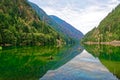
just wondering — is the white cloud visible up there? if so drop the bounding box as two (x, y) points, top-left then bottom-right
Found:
(29, 0), (120, 34)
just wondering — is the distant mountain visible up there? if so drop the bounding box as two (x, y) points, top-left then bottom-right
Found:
(82, 4), (120, 42)
(28, 2), (62, 34)
(50, 15), (84, 40)
(0, 0), (64, 46)
(28, 1), (84, 43)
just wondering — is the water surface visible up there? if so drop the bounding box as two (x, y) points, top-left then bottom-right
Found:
(0, 45), (83, 80)
(41, 50), (118, 80)
(0, 44), (119, 80)
(84, 44), (120, 79)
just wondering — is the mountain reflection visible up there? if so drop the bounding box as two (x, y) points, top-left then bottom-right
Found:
(84, 44), (120, 79)
(40, 50), (117, 80)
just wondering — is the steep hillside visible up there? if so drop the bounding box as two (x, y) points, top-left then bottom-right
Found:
(0, 0), (63, 46)
(82, 4), (120, 42)
(28, 2), (84, 43)
(28, 2), (63, 36)
(50, 15), (84, 40)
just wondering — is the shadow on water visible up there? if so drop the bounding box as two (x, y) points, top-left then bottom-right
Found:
(0, 45), (83, 80)
(83, 44), (120, 79)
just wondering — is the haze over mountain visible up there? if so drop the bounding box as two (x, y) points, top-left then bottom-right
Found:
(28, 1), (84, 42)
(50, 15), (84, 40)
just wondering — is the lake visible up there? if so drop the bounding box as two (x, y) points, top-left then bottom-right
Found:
(0, 44), (119, 80)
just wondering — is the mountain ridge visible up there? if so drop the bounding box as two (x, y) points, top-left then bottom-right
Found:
(28, 1), (84, 43)
(50, 15), (84, 40)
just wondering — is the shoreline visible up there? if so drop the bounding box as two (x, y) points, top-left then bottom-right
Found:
(84, 41), (120, 46)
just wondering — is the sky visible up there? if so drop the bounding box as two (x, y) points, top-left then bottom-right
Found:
(29, 0), (120, 34)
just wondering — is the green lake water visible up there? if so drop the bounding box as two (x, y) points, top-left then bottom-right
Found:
(0, 44), (120, 80)
(0, 45), (83, 80)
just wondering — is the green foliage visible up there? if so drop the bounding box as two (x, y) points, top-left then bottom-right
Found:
(82, 4), (120, 42)
(0, 34), (2, 44)
(0, 0), (64, 46)
(81, 27), (98, 42)
(0, 46), (2, 50)
(2, 29), (17, 45)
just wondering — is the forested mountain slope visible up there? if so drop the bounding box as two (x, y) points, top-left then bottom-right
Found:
(0, 0), (64, 46)
(82, 4), (120, 42)
(28, 2), (84, 43)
